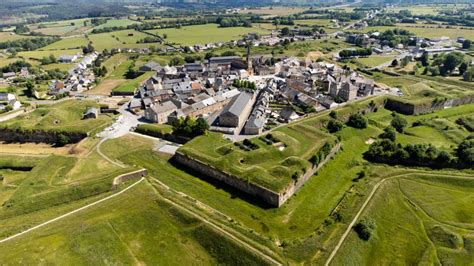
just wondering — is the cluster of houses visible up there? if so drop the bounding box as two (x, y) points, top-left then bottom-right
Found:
(0, 67), (30, 84)
(0, 92), (21, 112)
(345, 32), (463, 60)
(49, 52), (99, 96)
(131, 51), (376, 136)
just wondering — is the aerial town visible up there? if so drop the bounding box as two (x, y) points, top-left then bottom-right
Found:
(0, 0), (473, 265)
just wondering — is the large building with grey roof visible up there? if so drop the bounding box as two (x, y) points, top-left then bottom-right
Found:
(218, 91), (255, 130)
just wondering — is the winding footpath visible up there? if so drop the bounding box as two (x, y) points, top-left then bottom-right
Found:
(324, 172), (474, 265)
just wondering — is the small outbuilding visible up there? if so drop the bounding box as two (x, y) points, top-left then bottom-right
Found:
(83, 107), (99, 119)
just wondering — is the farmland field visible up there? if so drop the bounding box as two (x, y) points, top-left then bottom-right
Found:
(18, 49), (81, 61)
(0, 32), (35, 42)
(359, 25), (474, 40)
(238, 6), (309, 17)
(29, 18), (91, 36)
(90, 18), (140, 31)
(41, 37), (89, 50)
(87, 29), (162, 51)
(146, 24), (270, 46)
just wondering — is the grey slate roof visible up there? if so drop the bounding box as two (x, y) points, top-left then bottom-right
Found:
(221, 92), (253, 117)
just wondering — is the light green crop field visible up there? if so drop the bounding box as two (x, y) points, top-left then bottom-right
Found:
(18, 49), (81, 60)
(294, 19), (334, 27)
(238, 6), (309, 17)
(386, 5), (440, 15)
(0, 32), (35, 42)
(146, 24), (270, 46)
(29, 18), (91, 36)
(87, 29), (162, 51)
(41, 37), (89, 50)
(90, 18), (140, 31)
(333, 175), (474, 265)
(0, 100), (113, 133)
(355, 54), (397, 68)
(42, 63), (75, 72)
(360, 25), (474, 40)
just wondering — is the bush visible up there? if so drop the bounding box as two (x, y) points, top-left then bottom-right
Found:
(353, 218), (375, 241)
(391, 114), (407, 133)
(347, 113), (368, 129)
(379, 127), (396, 141)
(309, 154), (320, 167)
(327, 119), (343, 133)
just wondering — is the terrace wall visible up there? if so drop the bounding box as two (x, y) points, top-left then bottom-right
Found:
(173, 143), (341, 207)
(111, 168), (148, 189)
(0, 127), (87, 145)
(385, 94), (474, 115)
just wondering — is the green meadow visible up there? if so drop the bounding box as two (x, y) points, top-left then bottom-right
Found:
(146, 24), (270, 46)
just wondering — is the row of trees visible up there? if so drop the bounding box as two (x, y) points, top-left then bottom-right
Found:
(0, 37), (60, 52)
(217, 17), (252, 28)
(232, 79), (257, 90)
(339, 48), (372, 59)
(0, 60), (31, 74)
(365, 136), (473, 169)
(171, 116), (209, 137)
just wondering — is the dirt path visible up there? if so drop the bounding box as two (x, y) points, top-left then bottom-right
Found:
(0, 177), (144, 244)
(324, 172), (474, 265)
(96, 138), (127, 168)
(147, 179), (283, 266)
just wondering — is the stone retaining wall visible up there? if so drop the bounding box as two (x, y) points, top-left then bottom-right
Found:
(111, 169), (148, 189)
(385, 94), (474, 115)
(0, 128), (87, 145)
(173, 144), (341, 207)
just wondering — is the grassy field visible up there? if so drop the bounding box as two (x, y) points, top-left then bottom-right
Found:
(87, 29), (162, 51)
(367, 104), (474, 149)
(354, 54), (397, 68)
(41, 37), (89, 50)
(333, 175), (474, 265)
(146, 24), (270, 46)
(360, 25), (474, 40)
(238, 6), (309, 18)
(0, 100), (113, 133)
(179, 124), (334, 193)
(112, 71), (154, 94)
(372, 73), (474, 103)
(18, 49), (81, 61)
(29, 18), (91, 36)
(386, 5), (440, 15)
(0, 32), (35, 42)
(90, 18), (140, 31)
